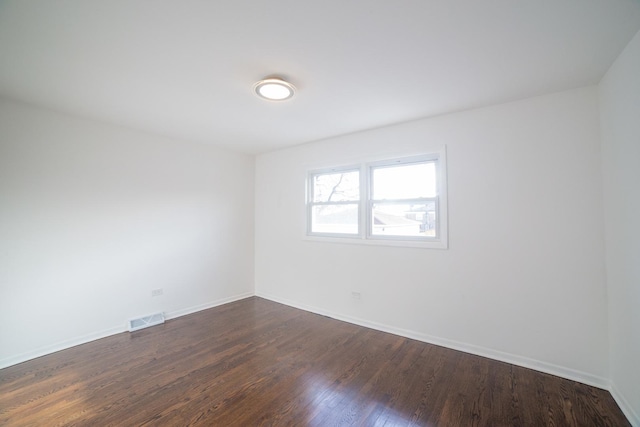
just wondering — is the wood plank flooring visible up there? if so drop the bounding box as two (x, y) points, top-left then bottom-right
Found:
(0, 297), (630, 426)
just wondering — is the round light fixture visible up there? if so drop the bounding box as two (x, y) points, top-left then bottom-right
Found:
(253, 78), (296, 101)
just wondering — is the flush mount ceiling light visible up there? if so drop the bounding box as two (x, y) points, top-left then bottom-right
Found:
(253, 77), (296, 101)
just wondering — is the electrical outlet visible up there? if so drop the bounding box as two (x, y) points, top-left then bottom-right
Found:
(351, 291), (361, 300)
(151, 288), (163, 297)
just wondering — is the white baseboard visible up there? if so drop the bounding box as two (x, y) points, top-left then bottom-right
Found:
(255, 291), (610, 390)
(165, 291), (254, 320)
(610, 383), (640, 427)
(0, 291), (255, 370)
(0, 325), (125, 370)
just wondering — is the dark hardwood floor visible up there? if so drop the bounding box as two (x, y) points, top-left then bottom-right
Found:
(0, 297), (630, 426)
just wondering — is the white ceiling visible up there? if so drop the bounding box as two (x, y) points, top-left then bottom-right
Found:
(1, 1), (639, 154)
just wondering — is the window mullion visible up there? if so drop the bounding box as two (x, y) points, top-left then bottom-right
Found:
(361, 163), (368, 239)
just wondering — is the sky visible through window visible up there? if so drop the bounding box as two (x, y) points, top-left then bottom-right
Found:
(372, 162), (436, 200)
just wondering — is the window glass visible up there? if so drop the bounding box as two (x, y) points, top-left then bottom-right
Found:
(371, 202), (436, 237)
(312, 171), (359, 202)
(311, 204), (359, 234)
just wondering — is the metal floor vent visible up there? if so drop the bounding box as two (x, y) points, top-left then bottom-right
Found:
(128, 312), (165, 332)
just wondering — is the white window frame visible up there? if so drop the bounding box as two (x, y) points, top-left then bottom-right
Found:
(306, 165), (362, 239)
(306, 147), (448, 249)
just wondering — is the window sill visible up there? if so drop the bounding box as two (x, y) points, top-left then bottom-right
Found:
(303, 234), (448, 249)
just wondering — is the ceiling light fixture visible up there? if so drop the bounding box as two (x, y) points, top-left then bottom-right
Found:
(253, 77), (296, 101)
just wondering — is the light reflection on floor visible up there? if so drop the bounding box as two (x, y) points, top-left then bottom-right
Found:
(294, 370), (435, 426)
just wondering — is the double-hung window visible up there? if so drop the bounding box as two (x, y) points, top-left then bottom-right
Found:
(307, 149), (447, 249)
(369, 157), (438, 239)
(308, 167), (360, 236)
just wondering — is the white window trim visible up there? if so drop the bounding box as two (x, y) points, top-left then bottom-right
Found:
(305, 164), (361, 238)
(305, 147), (448, 249)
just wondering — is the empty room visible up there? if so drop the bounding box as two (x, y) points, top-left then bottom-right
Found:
(1, 1), (639, 425)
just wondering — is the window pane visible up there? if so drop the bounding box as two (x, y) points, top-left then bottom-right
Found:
(372, 162), (435, 200)
(371, 202), (436, 237)
(313, 170), (359, 202)
(311, 204), (359, 234)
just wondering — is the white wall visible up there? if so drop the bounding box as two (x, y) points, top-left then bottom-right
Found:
(0, 99), (254, 368)
(255, 86), (609, 386)
(599, 29), (640, 425)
